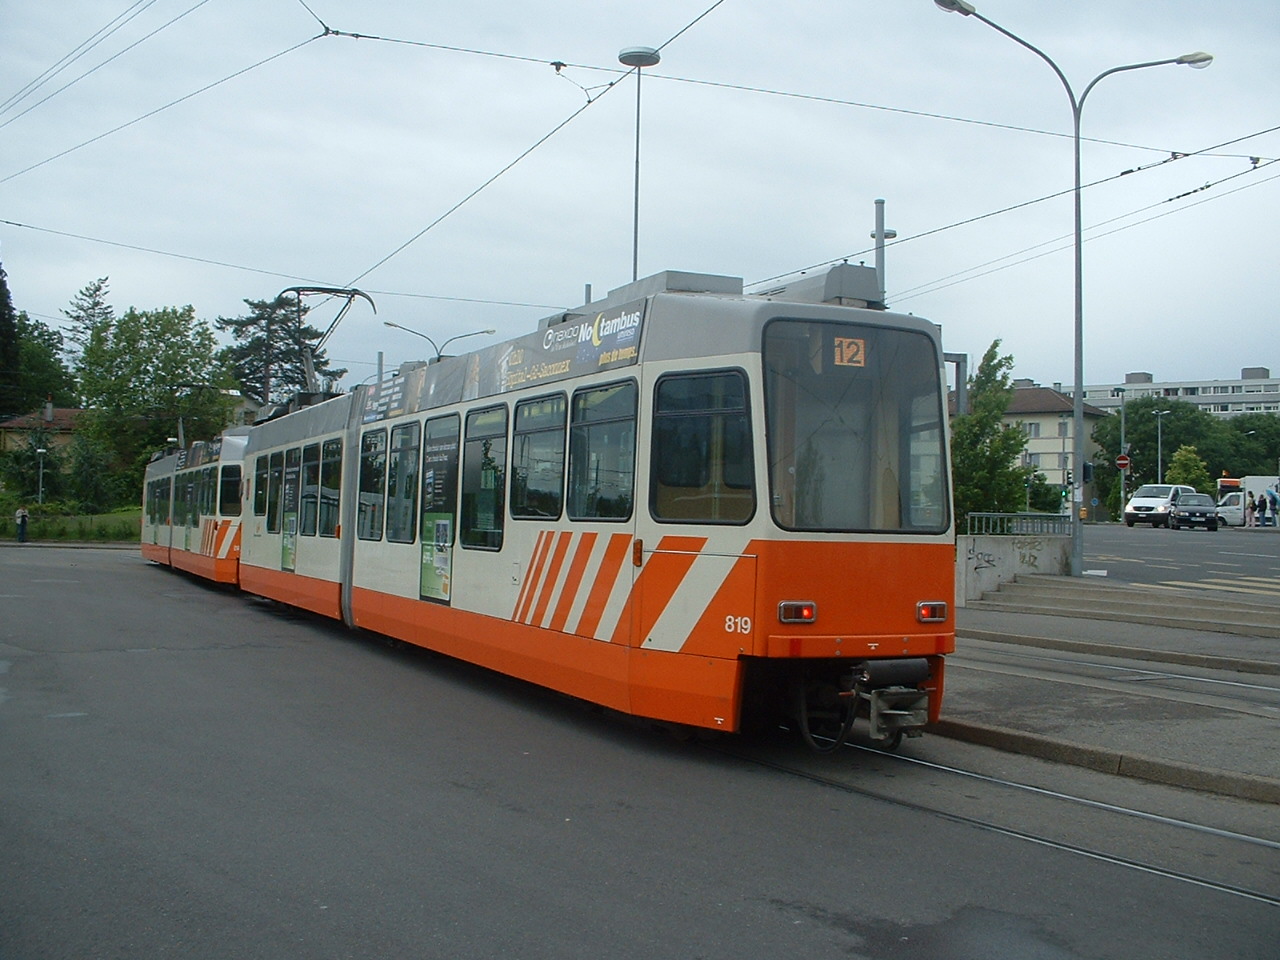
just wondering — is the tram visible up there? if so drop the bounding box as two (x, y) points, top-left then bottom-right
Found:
(143, 265), (956, 748)
(142, 428), (248, 582)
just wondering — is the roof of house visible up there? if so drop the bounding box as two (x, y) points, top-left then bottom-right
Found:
(1005, 386), (1108, 419)
(0, 407), (85, 432)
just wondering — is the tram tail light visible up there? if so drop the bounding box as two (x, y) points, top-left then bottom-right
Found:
(778, 601), (817, 624)
(916, 601), (948, 623)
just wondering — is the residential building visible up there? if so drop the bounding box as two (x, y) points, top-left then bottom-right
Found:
(1083, 368), (1280, 419)
(1007, 380), (1108, 488)
(0, 404), (84, 454)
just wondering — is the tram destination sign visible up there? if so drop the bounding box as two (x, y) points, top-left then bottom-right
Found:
(364, 299), (647, 422)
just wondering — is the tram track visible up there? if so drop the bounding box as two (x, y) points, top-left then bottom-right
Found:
(707, 734), (1280, 908)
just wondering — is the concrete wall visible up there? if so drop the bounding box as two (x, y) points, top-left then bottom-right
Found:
(955, 534), (1071, 605)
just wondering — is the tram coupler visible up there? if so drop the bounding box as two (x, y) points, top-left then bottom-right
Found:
(849, 658), (931, 742)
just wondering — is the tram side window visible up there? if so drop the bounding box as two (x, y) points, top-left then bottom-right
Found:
(358, 429), (388, 540)
(511, 394), (566, 520)
(300, 444), (320, 536)
(267, 451), (284, 533)
(319, 438), (342, 537)
(386, 422), (421, 544)
(158, 480), (171, 524)
(651, 371), (754, 524)
(202, 467), (216, 517)
(568, 381), (636, 521)
(220, 465), (242, 517)
(422, 415), (460, 545)
(461, 405), (508, 550)
(254, 456), (269, 516)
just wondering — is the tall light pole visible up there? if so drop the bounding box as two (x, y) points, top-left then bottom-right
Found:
(619, 45), (661, 282)
(383, 321), (495, 363)
(1154, 409), (1172, 483)
(1115, 386), (1127, 508)
(36, 447), (47, 504)
(935, 0), (1211, 573)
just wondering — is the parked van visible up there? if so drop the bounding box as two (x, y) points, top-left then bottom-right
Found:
(1123, 483), (1197, 528)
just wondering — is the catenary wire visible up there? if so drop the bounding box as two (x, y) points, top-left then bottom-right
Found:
(0, 34), (324, 186)
(321, 0), (733, 345)
(0, 0), (215, 131)
(0, 0), (158, 116)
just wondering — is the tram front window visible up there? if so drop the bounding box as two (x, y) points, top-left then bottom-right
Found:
(763, 319), (948, 534)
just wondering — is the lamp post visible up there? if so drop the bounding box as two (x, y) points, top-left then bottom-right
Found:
(619, 45), (661, 282)
(383, 321), (495, 363)
(1115, 386), (1127, 508)
(935, 0), (1211, 575)
(1154, 409), (1172, 483)
(36, 447), (47, 504)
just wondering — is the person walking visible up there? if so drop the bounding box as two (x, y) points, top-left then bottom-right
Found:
(1246, 493), (1257, 527)
(14, 506), (29, 543)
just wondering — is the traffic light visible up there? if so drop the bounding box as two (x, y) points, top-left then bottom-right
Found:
(1065, 469), (1073, 486)
(1083, 462), (1094, 484)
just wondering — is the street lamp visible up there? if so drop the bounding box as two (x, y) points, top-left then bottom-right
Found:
(619, 45), (661, 282)
(383, 321), (496, 363)
(1154, 409), (1172, 483)
(36, 447), (47, 504)
(1114, 386), (1127, 508)
(935, 0), (1210, 574)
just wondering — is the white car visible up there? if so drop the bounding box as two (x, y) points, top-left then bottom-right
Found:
(1123, 483), (1197, 528)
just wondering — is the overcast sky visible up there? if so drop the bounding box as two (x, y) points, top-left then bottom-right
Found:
(2, 0), (1276, 393)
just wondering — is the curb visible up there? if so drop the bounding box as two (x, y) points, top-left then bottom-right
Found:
(930, 718), (1280, 805)
(957, 628), (1280, 677)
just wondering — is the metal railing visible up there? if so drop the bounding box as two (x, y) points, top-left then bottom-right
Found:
(966, 512), (1073, 536)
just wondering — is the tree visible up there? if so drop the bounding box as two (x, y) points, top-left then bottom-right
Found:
(0, 262), (21, 417)
(0, 428), (64, 503)
(950, 340), (1033, 524)
(1091, 397), (1234, 510)
(1165, 444), (1213, 493)
(1223, 413), (1280, 477)
(73, 297), (236, 498)
(216, 295), (346, 405)
(13, 312), (78, 412)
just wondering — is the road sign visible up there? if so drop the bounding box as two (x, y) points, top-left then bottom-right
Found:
(1116, 454), (1131, 470)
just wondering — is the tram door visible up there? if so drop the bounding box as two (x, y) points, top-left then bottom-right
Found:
(630, 367), (758, 658)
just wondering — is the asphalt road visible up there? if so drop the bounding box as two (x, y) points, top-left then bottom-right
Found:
(1084, 522), (1280, 597)
(2, 548), (1277, 959)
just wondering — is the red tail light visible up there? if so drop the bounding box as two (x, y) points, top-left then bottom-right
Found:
(778, 601), (817, 624)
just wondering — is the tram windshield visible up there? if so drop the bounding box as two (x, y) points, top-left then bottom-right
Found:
(763, 319), (949, 533)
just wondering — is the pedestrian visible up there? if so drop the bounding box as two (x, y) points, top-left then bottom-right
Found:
(14, 506), (29, 543)
(1257, 492), (1269, 527)
(1246, 493), (1256, 527)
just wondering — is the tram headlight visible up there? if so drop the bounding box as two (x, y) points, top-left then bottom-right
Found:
(778, 601), (817, 624)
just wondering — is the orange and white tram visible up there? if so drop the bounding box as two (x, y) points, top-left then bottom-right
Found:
(145, 266), (956, 747)
(142, 429), (248, 583)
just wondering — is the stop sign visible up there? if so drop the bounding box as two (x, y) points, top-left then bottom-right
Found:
(1116, 454), (1131, 470)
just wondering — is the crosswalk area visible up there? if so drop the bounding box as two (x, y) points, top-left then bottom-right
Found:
(1147, 576), (1280, 604)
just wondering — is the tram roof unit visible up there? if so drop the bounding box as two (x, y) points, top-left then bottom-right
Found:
(146, 426), (251, 475)
(242, 263), (932, 436)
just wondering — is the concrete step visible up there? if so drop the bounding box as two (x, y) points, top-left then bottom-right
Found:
(971, 574), (1280, 639)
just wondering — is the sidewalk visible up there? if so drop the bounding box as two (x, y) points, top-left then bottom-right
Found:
(937, 606), (1280, 804)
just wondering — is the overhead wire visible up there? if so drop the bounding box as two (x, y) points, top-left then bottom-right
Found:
(0, 0), (215, 131)
(0, 0), (158, 116)
(321, 0), (734, 341)
(0, 33), (325, 186)
(751, 124), (1280, 290)
(890, 159), (1280, 304)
